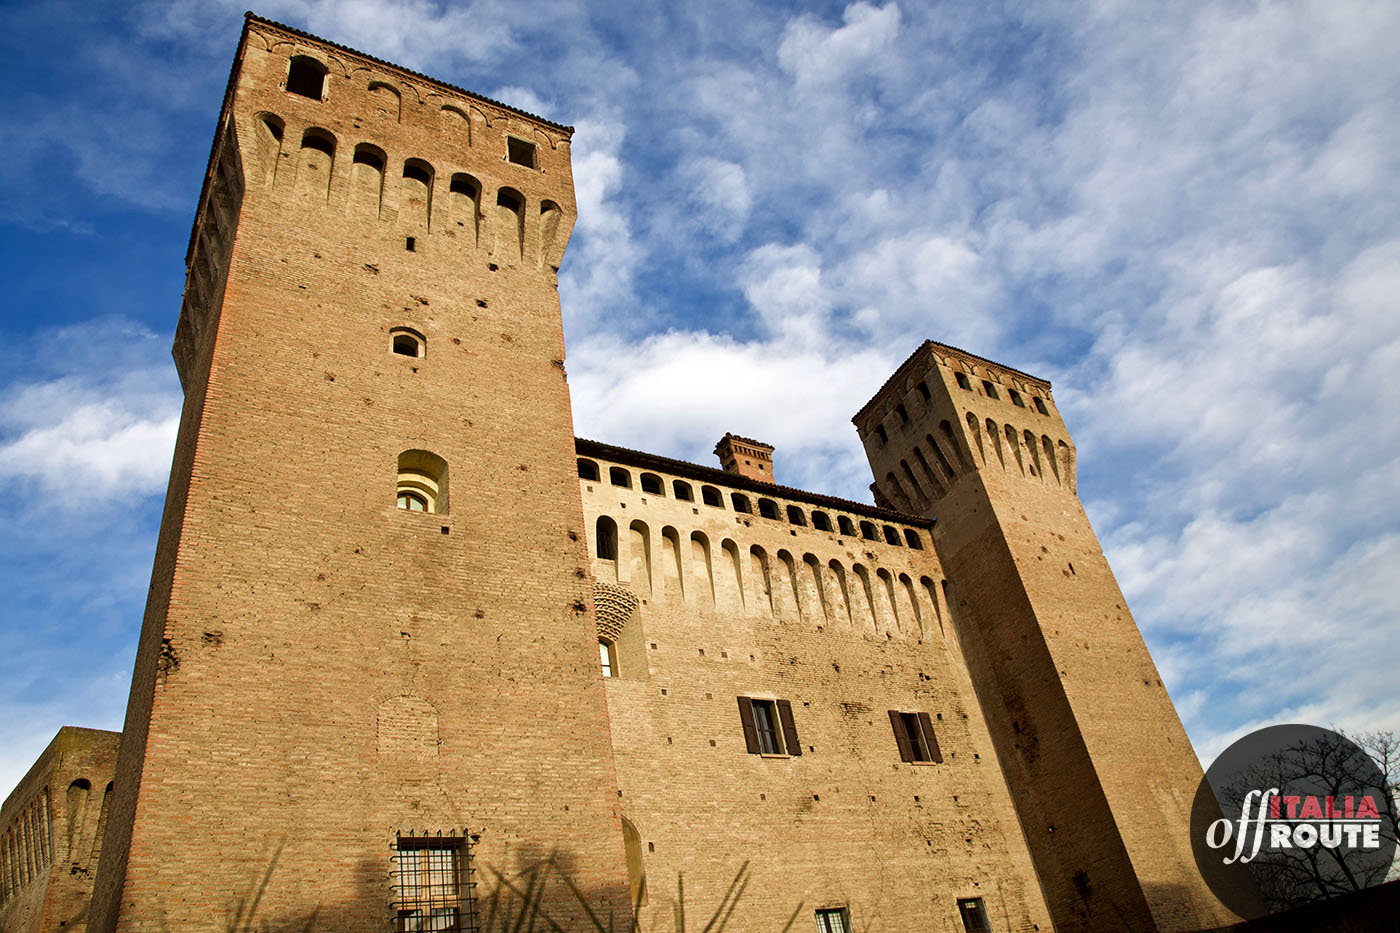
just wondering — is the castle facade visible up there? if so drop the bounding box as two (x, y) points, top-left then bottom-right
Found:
(1, 15), (1236, 933)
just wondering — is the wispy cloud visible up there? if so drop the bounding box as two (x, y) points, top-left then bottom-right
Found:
(1, 0), (1397, 790)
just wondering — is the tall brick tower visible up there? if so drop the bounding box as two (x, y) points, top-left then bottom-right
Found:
(854, 341), (1236, 932)
(90, 15), (631, 931)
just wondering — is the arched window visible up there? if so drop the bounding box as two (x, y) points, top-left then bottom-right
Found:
(785, 505), (807, 526)
(496, 187), (525, 260)
(577, 458), (600, 481)
(731, 493), (751, 513)
(596, 516), (618, 560)
(609, 467), (631, 488)
(397, 450), (447, 514)
(350, 144), (387, 217)
(758, 498), (779, 520)
(883, 526), (902, 546)
(837, 516), (856, 536)
(449, 174), (481, 244)
(286, 56), (327, 100)
(860, 520), (879, 541)
(811, 512), (832, 532)
(390, 327), (424, 358)
(904, 529), (924, 550)
(639, 473), (663, 495)
(673, 480), (693, 501)
(701, 485), (723, 507)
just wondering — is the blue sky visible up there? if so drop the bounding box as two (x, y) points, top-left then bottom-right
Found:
(1, 0), (1397, 793)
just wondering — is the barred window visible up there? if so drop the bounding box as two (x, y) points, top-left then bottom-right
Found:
(394, 833), (475, 932)
(815, 907), (850, 932)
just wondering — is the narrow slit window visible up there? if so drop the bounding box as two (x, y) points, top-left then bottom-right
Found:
(599, 639), (615, 678)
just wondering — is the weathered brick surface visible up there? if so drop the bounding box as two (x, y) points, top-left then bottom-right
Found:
(61, 16), (1239, 933)
(856, 342), (1241, 932)
(90, 16), (630, 932)
(0, 727), (120, 933)
(577, 444), (1053, 931)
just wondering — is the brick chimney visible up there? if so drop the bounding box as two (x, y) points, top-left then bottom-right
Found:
(714, 434), (775, 483)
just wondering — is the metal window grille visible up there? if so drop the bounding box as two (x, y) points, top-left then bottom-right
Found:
(815, 907), (849, 933)
(393, 832), (476, 932)
(958, 897), (990, 932)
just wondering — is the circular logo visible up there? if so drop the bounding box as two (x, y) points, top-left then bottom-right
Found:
(1190, 724), (1397, 919)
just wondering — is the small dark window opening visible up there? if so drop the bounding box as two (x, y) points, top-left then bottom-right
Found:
(497, 190), (522, 213)
(403, 163), (431, 185)
(640, 473), (663, 495)
(883, 526), (902, 546)
(596, 516), (618, 560)
(904, 529), (924, 550)
(955, 372), (972, 390)
(875, 425), (888, 444)
(673, 480), (693, 501)
(812, 512), (832, 532)
(838, 516), (856, 536)
(262, 115), (284, 141)
(577, 459), (600, 481)
(405, 237), (416, 251)
(392, 332), (421, 357)
(1009, 389), (1025, 407)
(917, 382), (931, 401)
(982, 380), (999, 399)
(701, 486), (723, 507)
(507, 137), (537, 168)
(860, 521), (879, 541)
(301, 131), (334, 156)
(785, 505), (807, 526)
(450, 175), (478, 197)
(286, 56), (327, 100)
(895, 404), (909, 424)
(731, 493), (751, 513)
(758, 498), (779, 520)
(353, 147), (384, 170)
(1034, 396), (1049, 415)
(609, 467), (631, 488)
(958, 897), (990, 932)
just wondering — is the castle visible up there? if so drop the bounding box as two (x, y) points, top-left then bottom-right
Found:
(0, 15), (1239, 933)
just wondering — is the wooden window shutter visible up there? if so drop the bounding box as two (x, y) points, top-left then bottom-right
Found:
(776, 699), (802, 756)
(737, 696), (760, 754)
(889, 710), (914, 761)
(918, 712), (942, 763)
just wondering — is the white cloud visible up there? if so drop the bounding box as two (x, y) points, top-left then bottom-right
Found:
(0, 320), (182, 507)
(777, 2), (903, 86)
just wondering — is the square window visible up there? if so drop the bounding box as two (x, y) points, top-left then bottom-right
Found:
(738, 696), (801, 756)
(889, 710), (943, 763)
(1034, 396), (1049, 415)
(506, 137), (537, 168)
(958, 897), (990, 932)
(394, 835), (473, 932)
(815, 907), (850, 933)
(954, 372), (972, 390)
(981, 379), (999, 400)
